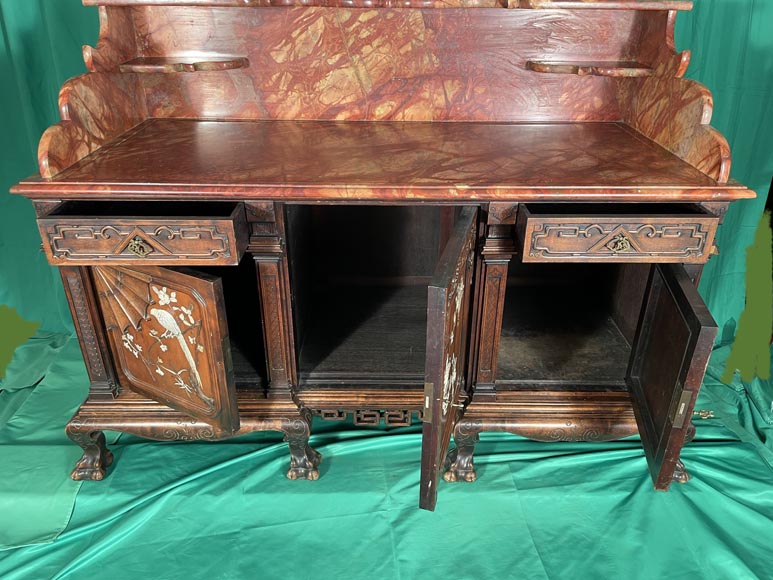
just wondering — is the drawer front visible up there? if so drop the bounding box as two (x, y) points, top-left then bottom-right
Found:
(517, 206), (719, 263)
(39, 204), (248, 266)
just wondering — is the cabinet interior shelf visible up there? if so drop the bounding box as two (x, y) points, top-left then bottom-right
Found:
(298, 285), (428, 384)
(497, 279), (631, 388)
(118, 56), (249, 74)
(526, 61), (653, 77)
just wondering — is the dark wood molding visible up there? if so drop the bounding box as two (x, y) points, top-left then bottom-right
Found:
(59, 267), (118, 399)
(251, 204), (298, 400)
(474, 204), (518, 396)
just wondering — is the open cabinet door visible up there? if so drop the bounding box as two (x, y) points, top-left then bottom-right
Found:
(420, 207), (477, 511)
(627, 264), (717, 490)
(93, 265), (239, 437)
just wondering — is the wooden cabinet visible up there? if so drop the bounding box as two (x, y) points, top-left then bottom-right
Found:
(12, 0), (754, 509)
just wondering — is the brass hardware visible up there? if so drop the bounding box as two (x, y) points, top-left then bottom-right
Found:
(127, 236), (152, 258)
(606, 233), (634, 254)
(673, 390), (694, 429)
(693, 409), (715, 419)
(423, 382), (433, 423)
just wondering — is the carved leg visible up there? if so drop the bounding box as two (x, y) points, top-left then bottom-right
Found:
(444, 420), (480, 483)
(672, 422), (696, 484)
(685, 421), (697, 443)
(281, 409), (321, 481)
(65, 423), (114, 481)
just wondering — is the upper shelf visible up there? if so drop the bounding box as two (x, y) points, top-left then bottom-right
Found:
(526, 61), (653, 77)
(16, 119), (749, 201)
(83, 0), (693, 9)
(118, 57), (249, 74)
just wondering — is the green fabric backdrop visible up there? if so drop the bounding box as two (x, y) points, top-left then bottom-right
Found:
(1, 1), (771, 577)
(0, 0), (97, 334)
(677, 0), (773, 344)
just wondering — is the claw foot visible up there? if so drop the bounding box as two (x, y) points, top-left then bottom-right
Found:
(443, 447), (477, 483)
(282, 411), (322, 481)
(672, 459), (691, 484)
(287, 445), (322, 481)
(67, 429), (113, 481)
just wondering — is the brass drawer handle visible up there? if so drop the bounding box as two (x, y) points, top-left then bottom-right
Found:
(606, 233), (635, 254)
(127, 236), (152, 258)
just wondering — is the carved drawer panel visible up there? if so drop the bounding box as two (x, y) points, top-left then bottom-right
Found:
(516, 204), (719, 263)
(39, 201), (248, 266)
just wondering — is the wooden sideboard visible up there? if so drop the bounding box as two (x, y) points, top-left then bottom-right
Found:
(12, 0), (754, 511)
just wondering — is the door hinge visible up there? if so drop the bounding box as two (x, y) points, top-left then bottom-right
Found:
(673, 390), (694, 429)
(423, 382), (433, 423)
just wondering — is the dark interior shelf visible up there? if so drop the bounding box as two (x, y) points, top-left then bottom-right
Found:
(298, 285), (428, 385)
(118, 56), (249, 74)
(231, 341), (266, 388)
(496, 281), (631, 389)
(526, 61), (653, 77)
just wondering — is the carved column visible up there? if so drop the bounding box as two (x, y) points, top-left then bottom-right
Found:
(473, 203), (518, 399)
(247, 202), (297, 400)
(35, 201), (118, 399)
(59, 266), (119, 399)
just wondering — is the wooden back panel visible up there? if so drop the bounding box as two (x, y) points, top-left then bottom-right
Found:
(121, 6), (652, 122)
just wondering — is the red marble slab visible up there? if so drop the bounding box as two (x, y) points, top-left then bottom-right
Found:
(16, 119), (751, 200)
(129, 7), (639, 122)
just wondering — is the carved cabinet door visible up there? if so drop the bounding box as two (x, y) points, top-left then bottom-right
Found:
(626, 264), (717, 490)
(93, 265), (239, 436)
(420, 207), (478, 511)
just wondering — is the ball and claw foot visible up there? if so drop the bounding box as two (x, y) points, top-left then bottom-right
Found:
(672, 459), (691, 484)
(68, 430), (114, 481)
(283, 410), (322, 481)
(443, 447), (477, 483)
(286, 445), (322, 481)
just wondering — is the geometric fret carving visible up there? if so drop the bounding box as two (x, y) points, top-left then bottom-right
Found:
(37, 202), (248, 266)
(516, 204), (721, 264)
(528, 221), (715, 261)
(42, 222), (241, 265)
(316, 409), (420, 427)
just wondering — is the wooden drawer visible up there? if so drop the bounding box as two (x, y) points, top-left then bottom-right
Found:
(516, 204), (719, 263)
(39, 201), (248, 266)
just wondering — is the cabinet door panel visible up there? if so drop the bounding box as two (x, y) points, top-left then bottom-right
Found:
(627, 264), (717, 489)
(93, 265), (239, 436)
(420, 207), (477, 511)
